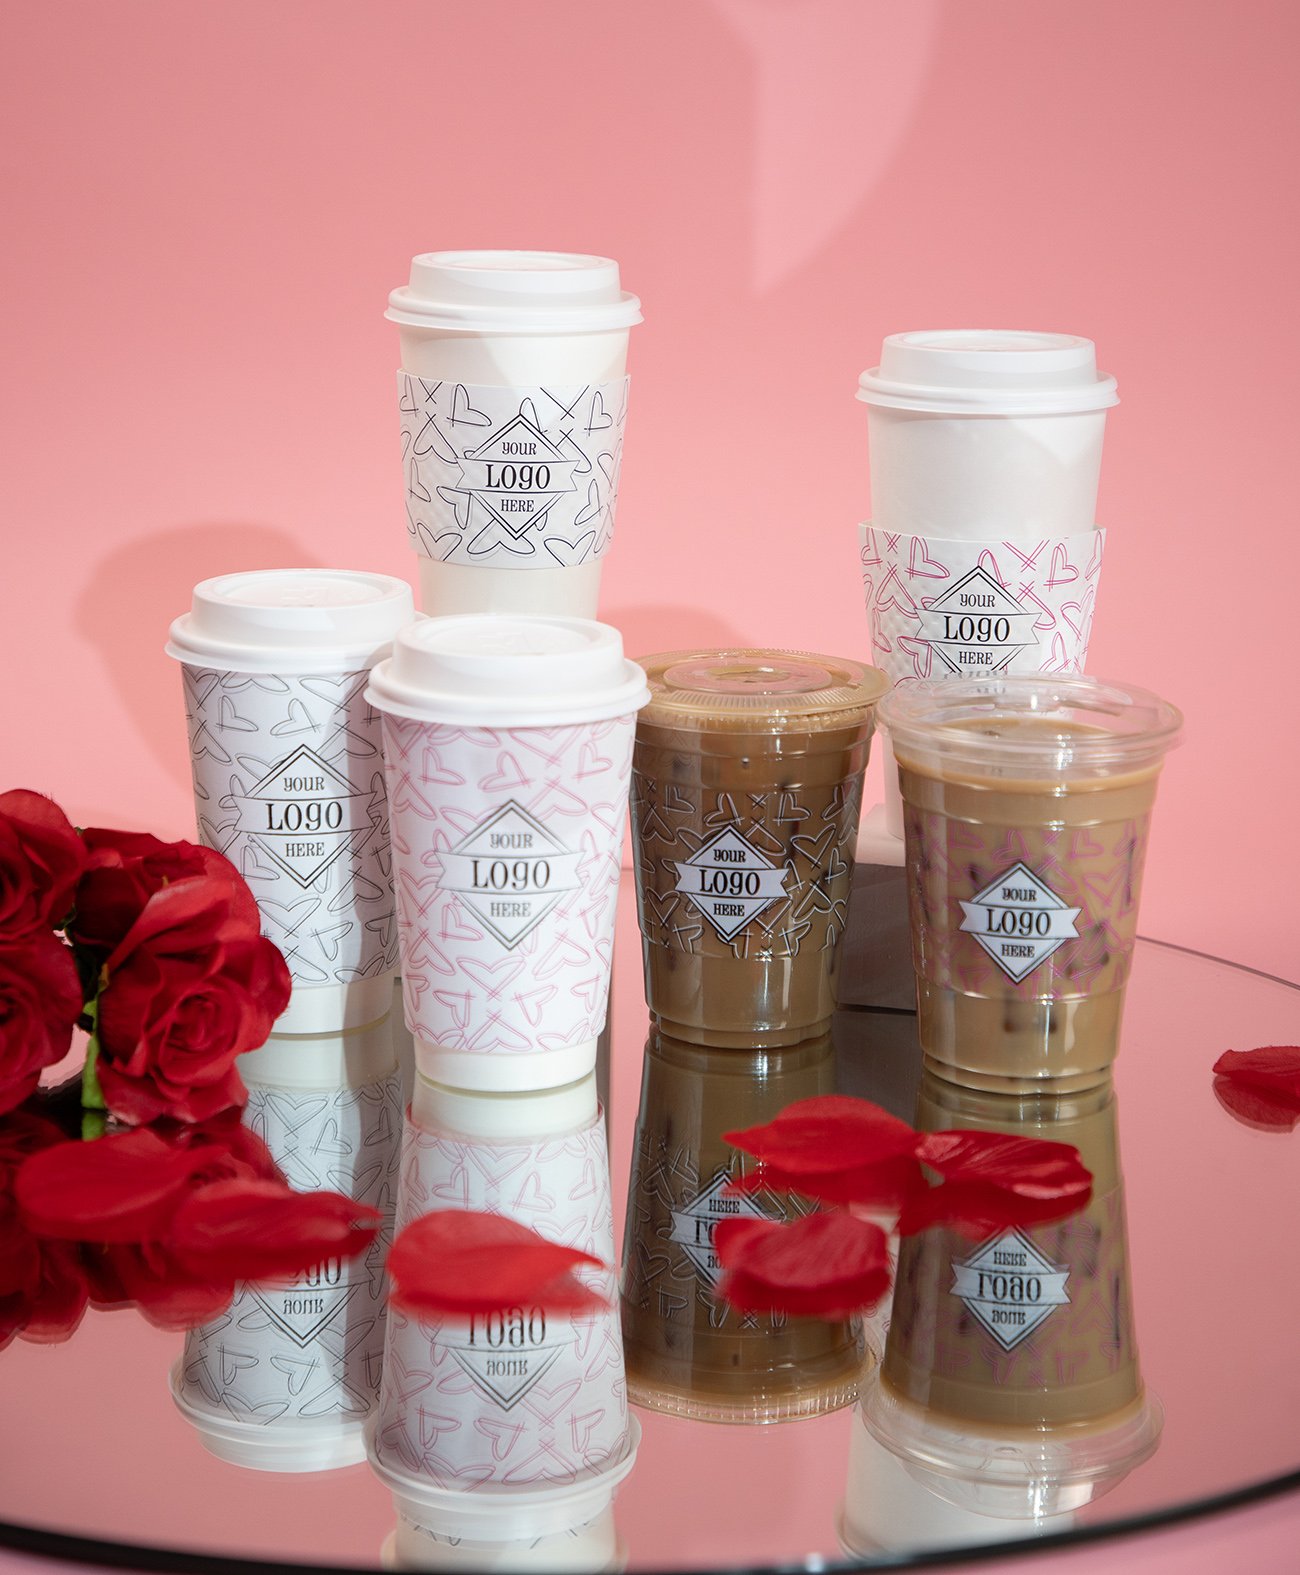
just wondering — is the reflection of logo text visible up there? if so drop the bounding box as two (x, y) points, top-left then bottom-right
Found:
(669, 1172), (773, 1287)
(438, 802), (581, 949)
(951, 1230), (1070, 1350)
(444, 1307), (565, 1410)
(917, 567), (1038, 674)
(673, 827), (789, 942)
(959, 862), (1081, 982)
(234, 744), (373, 888)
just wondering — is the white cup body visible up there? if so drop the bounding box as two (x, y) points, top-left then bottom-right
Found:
(392, 251), (638, 619)
(172, 1023), (403, 1472)
(371, 1103), (632, 1500)
(381, 711), (635, 1091)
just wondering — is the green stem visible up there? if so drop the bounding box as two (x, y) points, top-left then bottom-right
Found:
(81, 997), (106, 1119)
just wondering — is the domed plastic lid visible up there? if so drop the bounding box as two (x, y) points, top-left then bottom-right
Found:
(386, 250), (642, 334)
(166, 569), (415, 674)
(367, 615), (649, 728)
(880, 674), (1183, 780)
(857, 331), (1118, 415)
(637, 649), (889, 732)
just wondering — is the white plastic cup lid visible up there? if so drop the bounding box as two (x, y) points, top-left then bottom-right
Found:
(386, 250), (642, 335)
(366, 615), (649, 728)
(857, 331), (1118, 415)
(411, 1073), (600, 1140)
(166, 569), (416, 674)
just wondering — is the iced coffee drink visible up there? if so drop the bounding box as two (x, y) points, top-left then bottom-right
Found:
(619, 1027), (862, 1421)
(630, 650), (888, 1047)
(863, 1070), (1160, 1514)
(880, 676), (1181, 1089)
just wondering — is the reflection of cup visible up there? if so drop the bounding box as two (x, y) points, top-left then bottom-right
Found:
(619, 1027), (861, 1422)
(367, 616), (647, 1091)
(171, 1017), (403, 1470)
(880, 675), (1182, 1089)
(370, 1074), (637, 1527)
(388, 251), (641, 618)
(387, 1500), (622, 1572)
(856, 331), (1118, 839)
(839, 1404), (1073, 1555)
(167, 569), (415, 1033)
(862, 1070), (1161, 1518)
(629, 650), (887, 1047)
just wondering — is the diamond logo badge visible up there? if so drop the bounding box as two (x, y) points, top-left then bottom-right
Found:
(436, 801), (581, 949)
(916, 566), (1039, 674)
(673, 827), (789, 942)
(959, 861), (1082, 982)
(459, 414), (580, 538)
(234, 744), (374, 889)
(669, 1171), (775, 1288)
(446, 1335), (566, 1411)
(250, 1284), (356, 1349)
(951, 1230), (1070, 1350)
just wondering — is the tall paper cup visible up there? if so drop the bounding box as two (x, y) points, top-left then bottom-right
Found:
(171, 1017), (402, 1471)
(369, 1074), (638, 1539)
(389, 251), (641, 618)
(862, 1071), (1161, 1519)
(856, 331), (1118, 838)
(167, 569), (415, 1033)
(880, 674), (1182, 1090)
(367, 616), (648, 1091)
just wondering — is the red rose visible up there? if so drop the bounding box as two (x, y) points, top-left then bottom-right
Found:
(0, 1111), (87, 1350)
(17, 1118), (380, 1330)
(0, 790), (86, 940)
(69, 830), (259, 953)
(0, 935), (84, 1116)
(95, 873), (291, 1124)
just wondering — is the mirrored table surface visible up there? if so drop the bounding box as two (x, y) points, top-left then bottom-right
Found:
(2, 875), (1298, 1571)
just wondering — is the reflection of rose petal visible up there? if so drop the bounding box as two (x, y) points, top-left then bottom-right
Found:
(1214, 1076), (1300, 1132)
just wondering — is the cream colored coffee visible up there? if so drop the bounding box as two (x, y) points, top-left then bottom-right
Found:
(619, 1028), (861, 1421)
(881, 678), (1181, 1089)
(881, 1073), (1140, 1430)
(630, 650), (887, 1047)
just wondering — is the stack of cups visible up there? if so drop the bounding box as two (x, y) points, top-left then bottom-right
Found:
(167, 568), (416, 1034)
(856, 330), (1119, 848)
(388, 251), (641, 618)
(171, 1018), (403, 1470)
(365, 616), (648, 1557)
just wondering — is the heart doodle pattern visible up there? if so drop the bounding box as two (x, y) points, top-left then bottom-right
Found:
(630, 739), (867, 1033)
(176, 1069), (403, 1435)
(180, 665), (398, 990)
(398, 374), (630, 571)
(373, 1112), (629, 1488)
(860, 525), (1105, 687)
(383, 714), (635, 1069)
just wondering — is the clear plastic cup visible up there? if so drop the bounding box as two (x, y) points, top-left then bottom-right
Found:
(167, 568), (415, 1034)
(389, 251), (641, 618)
(367, 615), (647, 1091)
(879, 674), (1182, 1089)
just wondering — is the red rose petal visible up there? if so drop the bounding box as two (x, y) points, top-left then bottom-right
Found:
(1213, 1047), (1300, 1105)
(1213, 1076), (1300, 1132)
(900, 1130), (1093, 1239)
(170, 1178), (382, 1280)
(16, 1127), (206, 1242)
(387, 1210), (608, 1318)
(714, 1211), (892, 1319)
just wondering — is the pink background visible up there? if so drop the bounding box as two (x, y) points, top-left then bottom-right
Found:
(1, 1), (1297, 1569)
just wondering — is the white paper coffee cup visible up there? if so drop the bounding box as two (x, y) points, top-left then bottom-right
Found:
(370, 1078), (636, 1527)
(171, 1017), (403, 1471)
(388, 251), (641, 618)
(856, 332), (1118, 839)
(367, 616), (648, 1092)
(167, 569), (416, 1033)
(389, 1499), (622, 1572)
